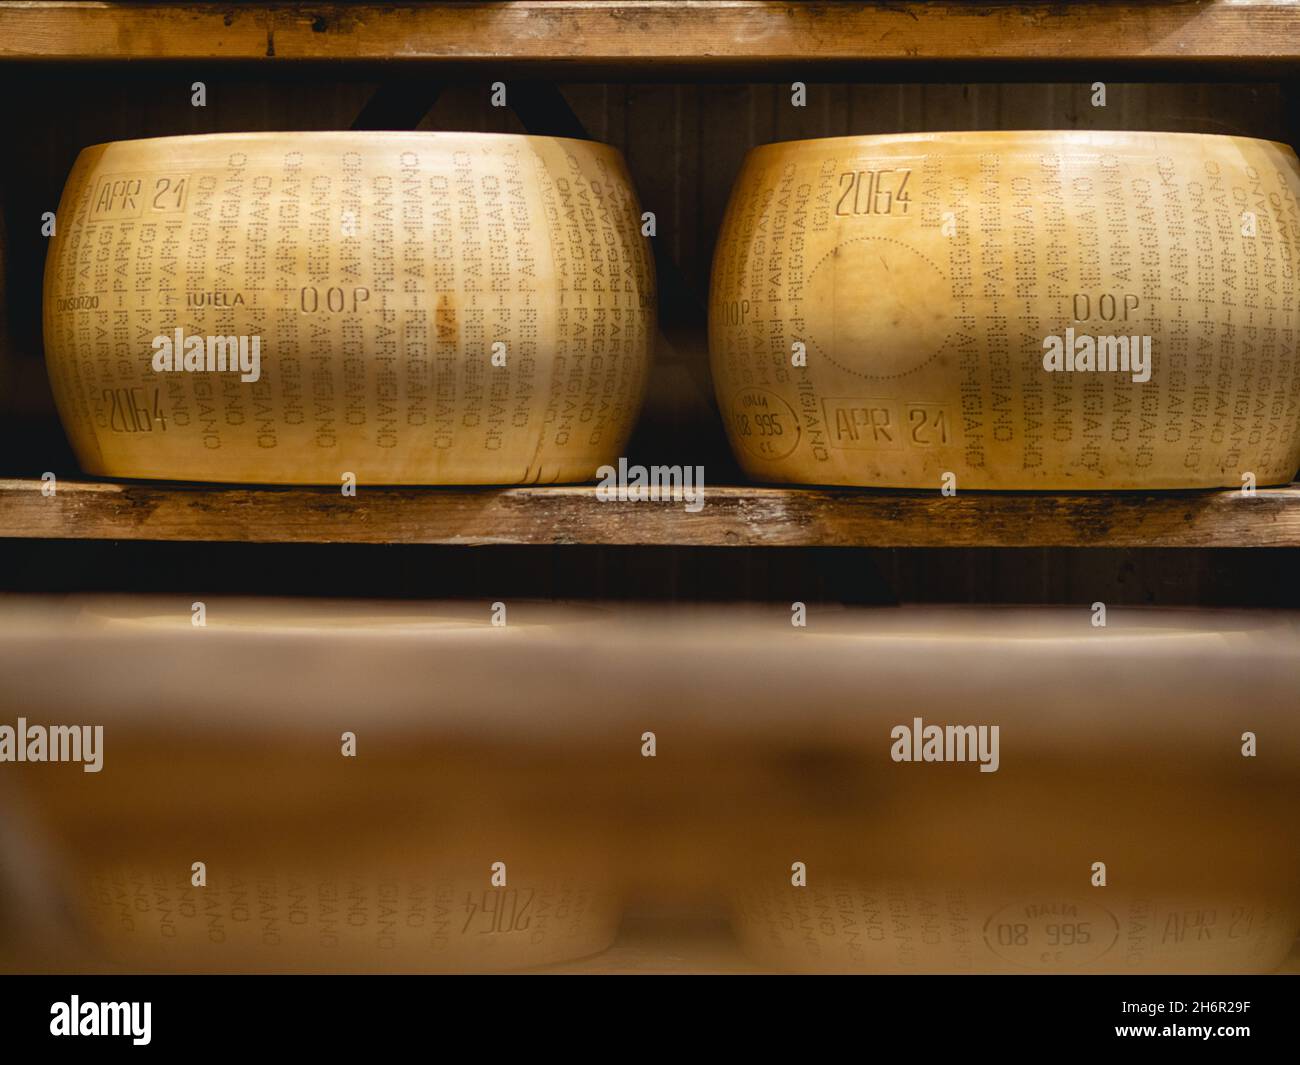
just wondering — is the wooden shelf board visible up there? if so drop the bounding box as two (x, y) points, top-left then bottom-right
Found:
(1, 2), (1298, 67)
(2, 477), (1298, 547)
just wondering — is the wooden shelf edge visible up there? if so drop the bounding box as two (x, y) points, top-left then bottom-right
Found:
(2, 478), (1299, 547)
(1, 2), (1299, 65)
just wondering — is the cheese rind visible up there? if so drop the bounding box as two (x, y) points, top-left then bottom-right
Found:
(43, 132), (655, 485)
(733, 882), (1299, 974)
(709, 130), (1300, 489)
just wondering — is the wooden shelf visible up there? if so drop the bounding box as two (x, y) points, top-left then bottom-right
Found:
(3, 477), (1299, 548)
(0, 2), (1297, 69)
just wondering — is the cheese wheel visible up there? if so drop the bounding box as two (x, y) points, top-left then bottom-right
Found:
(66, 861), (619, 975)
(43, 132), (655, 485)
(0, 598), (623, 973)
(710, 131), (1300, 489)
(733, 881), (1299, 974)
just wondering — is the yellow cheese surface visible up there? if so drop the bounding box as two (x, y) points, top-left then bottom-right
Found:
(710, 131), (1300, 489)
(43, 132), (655, 485)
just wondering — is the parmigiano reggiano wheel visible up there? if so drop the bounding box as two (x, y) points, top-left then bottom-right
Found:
(65, 861), (619, 975)
(733, 880), (1299, 974)
(709, 131), (1300, 489)
(43, 132), (655, 485)
(0, 598), (623, 972)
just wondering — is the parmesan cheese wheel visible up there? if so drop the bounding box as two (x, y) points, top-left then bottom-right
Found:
(43, 132), (655, 485)
(710, 131), (1300, 489)
(67, 858), (620, 975)
(0, 598), (623, 973)
(733, 880), (1299, 974)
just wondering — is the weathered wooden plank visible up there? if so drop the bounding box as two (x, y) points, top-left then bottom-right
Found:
(2, 478), (1298, 547)
(1, 2), (1298, 65)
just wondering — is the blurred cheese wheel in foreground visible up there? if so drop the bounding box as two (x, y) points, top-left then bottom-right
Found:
(710, 130), (1300, 489)
(0, 598), (623, 973)
(2, 599), (1295, 972)
(733, 881), (1299, 974)
(43, 132), (655, 485)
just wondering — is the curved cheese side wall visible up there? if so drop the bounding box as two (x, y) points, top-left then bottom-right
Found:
(733, 882), (1298, 974)
(43, 132), (655, 485)
(710, 130), (1300, 489)
(70, 865), (619, 974)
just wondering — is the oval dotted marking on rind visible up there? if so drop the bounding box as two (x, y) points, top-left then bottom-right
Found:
(803, 236), (953, 382)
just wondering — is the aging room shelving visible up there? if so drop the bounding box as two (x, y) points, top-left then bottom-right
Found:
(1, 4), (1298, 552)
(0, 0), (1298, 986)
(2, 479), (1298, 548)
(0, 1), (1298, 69)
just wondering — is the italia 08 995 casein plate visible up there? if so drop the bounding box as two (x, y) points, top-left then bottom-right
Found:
(43, 132), (655, 485)
(709, 130), (1300, 490)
